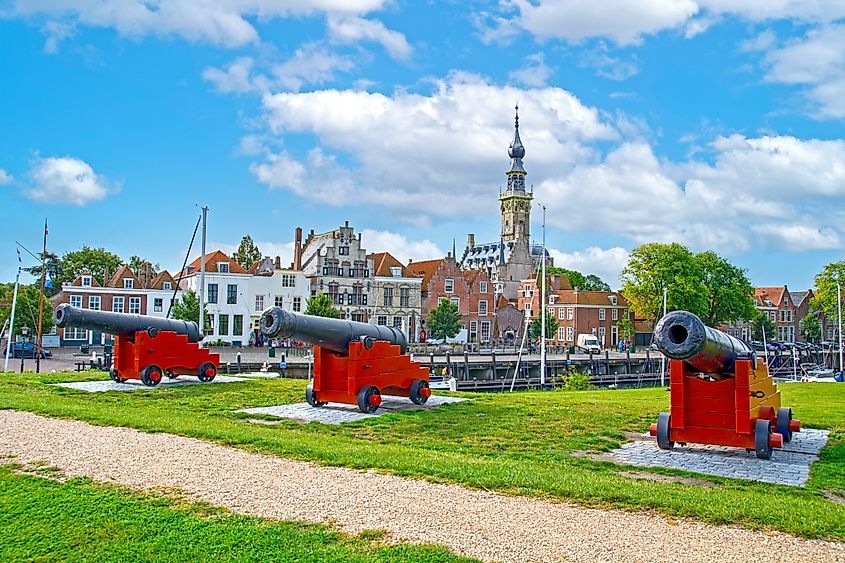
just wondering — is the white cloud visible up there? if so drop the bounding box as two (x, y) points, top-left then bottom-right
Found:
(549, 246), (630, 288)
(509, 52), (553, 87)
(360, 229), (445, 264)
(41, 20), (75, 53)
(327, 15), (412, 60)
(697, 0), (845, 23)
(26, 156), (117, 206)
(577, 44), (639, 81)
(203, 56), (261, 93)
(739, 29), (776, 52)
(762, 25), (845, 119)
(751, 224), (841, 251)
(11, 0), (390, 47)
(0, 169), (13, 185)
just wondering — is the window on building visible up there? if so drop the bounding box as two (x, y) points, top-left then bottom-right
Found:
(523, 288), (532, 298)
(129, 297), (141, 314)
(524, 302), (531, 313)
(255, 295), (264, 312)
(376, 316), (387, 325)
(207, 284), (218, 304)
(81, 276), (92, 287)
(351, 313), (366, 322)
(566, 326), (574, 341)
(549, 295), (556, 305)
(328, 283), (341, 305)
(218, 314), (229, 336)
(350, 285), (365, 306)
(70, 295), (82, 308)
(480, 321), (491, 342)
(293, 297), (302, 312)
(480, 281), (488, 293)
(558, 327), (565, 341)
(390, 267), (402, 277)
(65, 327), (87, 340)
(567, 307), (574, 320)
(338, 246), (349, 255)
(281, 274), (295, 287)
(400, 287), (410, 307)
(226, 284), (237, 304)
(469, 321), (478, 342)
(479, 300), (488, 316)
(599, 308), (606, 321)
(598, 326), (606, 344)
(612, 308), (618, 321)
(162, 282), (172, 290)
(233, 315), (243, 336)
(154, 298), (163, 312)
(384, 287), (394, 306)
(392, 316), (402, 329)
(112, 297), (124, 313)
(88, 296), (101, 311)
(451, 297), (460, 307)
(445, 278), (454, 294)
(609, 295), (617, 305)
(217, 263), (229, 273)
(123, 278), (133, 289)
(206, 314), (214, 334)
(274, 296), (284, 307)
(558, 307), (565, 320)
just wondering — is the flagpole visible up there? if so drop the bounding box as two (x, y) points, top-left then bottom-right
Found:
(3, 252), (21, 372)
(36, 219), (48, 373)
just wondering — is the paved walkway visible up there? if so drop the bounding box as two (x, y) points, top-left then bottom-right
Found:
(0, 411), (842, 562)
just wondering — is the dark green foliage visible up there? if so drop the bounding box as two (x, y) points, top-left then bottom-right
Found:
(799, 314), (822, 343)
(811, 261), (845, 320)
(427, 298), (462, 340)
(0, 283), (54, 336)
(752, 309), (776, 340)
(529, 308), (558, 340)
(232, 235), (262, 269)
(60, 246), (123, 286)
(547, 267), (610, 291)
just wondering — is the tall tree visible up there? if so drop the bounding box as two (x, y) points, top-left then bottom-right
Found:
(752, 309), (775, 340)
(171, 288), (199, 321)
(0, 283), (54, 336)
(811, 260), (845, 321)
(621, 242), (707, 322)
(129, 256), (159, 277)
(305, 292), (341, 319)
(60, 246), (123, 286)
(799, 313), (822, 343)
(695, 251), (756, 327)
(529, 307), (559, 340)
(617, 316), (635, 342)
(426, 298), (462, 340)
(232, 235), (262, 269)
(22, 251), (62, 297)
(584, 274), (611, 291)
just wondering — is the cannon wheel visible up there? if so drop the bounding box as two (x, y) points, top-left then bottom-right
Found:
(305, 383), (327, 407)
(197, 362), (217, 383)
(109, 369), (125, 384)
(776, 407), (793, 443)
(755, 418), (773, 459)
(656, 412), (674, 450)
(140, 365), (163, 387)
(357, 386), (381, 414)
(409, 379), (430, 405)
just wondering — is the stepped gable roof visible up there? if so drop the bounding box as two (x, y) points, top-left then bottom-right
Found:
(181, 250), (249, 278)
(70, 272), (101, 287)
(789, 290), (812, 307)
(149, 270), (175, 290)
(106, 265), (141, 288)
(407, 258), (445, 291)
(755, 286), (787, 307)
(461, 269), (483, 285)
(368, 252), (413, 277)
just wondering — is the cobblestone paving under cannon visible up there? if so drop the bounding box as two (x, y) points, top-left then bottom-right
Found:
(0, 410), (842, 563)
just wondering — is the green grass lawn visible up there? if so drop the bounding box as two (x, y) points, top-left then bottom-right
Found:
(1, 371), (844, 540)
(0, 465), (471, 562)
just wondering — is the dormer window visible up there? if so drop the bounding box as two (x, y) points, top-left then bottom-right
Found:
(123, 279), (134, 289)
(609, 295), (617, 305)
(217, 263), (229, 273)
(81, 276), (92, 287)
(162, 282), (172, 290)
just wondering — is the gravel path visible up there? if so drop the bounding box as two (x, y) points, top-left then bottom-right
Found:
(0, 410), (842, 563)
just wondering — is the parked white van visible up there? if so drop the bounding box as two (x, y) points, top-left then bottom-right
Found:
(577, 334), (602, 353)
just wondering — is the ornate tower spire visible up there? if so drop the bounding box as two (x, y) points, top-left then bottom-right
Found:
(499, 103), (532, 242)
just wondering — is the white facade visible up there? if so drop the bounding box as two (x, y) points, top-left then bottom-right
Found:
(182, 270), (251, 345)
(370, 274), (422, 340)
(247, 261), (311, 334)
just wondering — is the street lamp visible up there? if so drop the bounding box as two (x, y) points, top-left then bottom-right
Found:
(20, 326), (28, 373)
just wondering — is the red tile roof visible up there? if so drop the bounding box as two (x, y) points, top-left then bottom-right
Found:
(149, 270), (175, 290)
(180, 250), (249, 278)
(407, 258), (445, 291)
(367, 252), (413, 277)
(106, 265), (141, 288)
(755, 286), (787, 307)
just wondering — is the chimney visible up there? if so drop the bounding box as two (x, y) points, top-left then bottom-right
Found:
(344, 220), (349, 227)
(274, 255), (281, 269)
(293, 227), (303, 270)
(467, 233), (475, 248)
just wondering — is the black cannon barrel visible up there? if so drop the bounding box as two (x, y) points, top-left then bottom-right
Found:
(54, 304), (201, 343)
(259, 307), (407, 355)
(654, 310), (751, 374)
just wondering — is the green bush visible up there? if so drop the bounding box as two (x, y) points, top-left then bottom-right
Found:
(558, 368), (592, 391)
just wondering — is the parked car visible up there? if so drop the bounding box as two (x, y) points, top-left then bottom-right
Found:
(2, 342), (53, 359)
(577, 334), (602, 354)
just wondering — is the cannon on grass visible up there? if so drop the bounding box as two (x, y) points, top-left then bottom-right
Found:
(260, 307), (430, 413)
(55, 304), (219, 387)
(649, 311), (800, 459)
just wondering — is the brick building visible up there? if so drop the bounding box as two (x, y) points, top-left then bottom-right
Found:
(50, 266), (180, 346)
(368, 251), (422, 341)
(518, 274), (631, 349)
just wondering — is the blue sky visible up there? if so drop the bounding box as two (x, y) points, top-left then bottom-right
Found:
(1, 1), (844, 290)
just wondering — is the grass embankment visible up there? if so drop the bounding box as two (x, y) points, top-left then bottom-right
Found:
(0, 372), (844, 540)
(0, 465), (470, 562)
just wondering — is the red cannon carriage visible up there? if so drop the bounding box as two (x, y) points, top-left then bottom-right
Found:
(649, 311), (800, 459)
(260, 307), (430, 413)
(55, 304), (219, 387)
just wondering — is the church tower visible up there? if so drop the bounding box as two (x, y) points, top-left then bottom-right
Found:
(499, 104), (532, 242)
